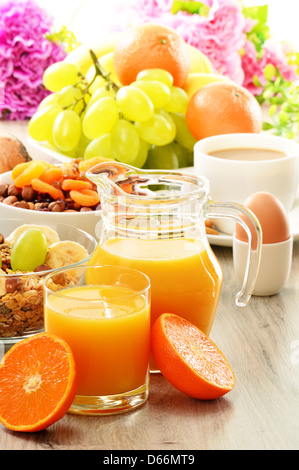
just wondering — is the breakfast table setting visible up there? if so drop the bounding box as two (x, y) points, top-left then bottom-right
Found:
(0, 0), (299, 453)
(1, 120), (298, 452)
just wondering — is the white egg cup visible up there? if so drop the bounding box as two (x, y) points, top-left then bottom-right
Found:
(233, 236), (293, 296)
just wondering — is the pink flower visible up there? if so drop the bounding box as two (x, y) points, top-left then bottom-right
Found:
(241, 39), (298, 95)
(0, 0), (66, 120)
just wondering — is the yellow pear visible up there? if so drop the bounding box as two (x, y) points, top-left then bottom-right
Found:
(183, 72), (231, 97)
(187, 44), (214, 74)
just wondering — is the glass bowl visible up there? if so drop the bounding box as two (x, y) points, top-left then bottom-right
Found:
(0, 218), (97, 355)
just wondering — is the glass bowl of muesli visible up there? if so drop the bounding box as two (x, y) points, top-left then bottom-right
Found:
(0, 219), (97, 355)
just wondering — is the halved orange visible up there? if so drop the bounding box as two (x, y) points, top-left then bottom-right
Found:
(0, 333), (77, 432)
(151, 313), (235, 400)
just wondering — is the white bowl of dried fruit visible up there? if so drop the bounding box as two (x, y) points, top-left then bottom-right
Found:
(0, 157), (104, 240)
(0, 219), (97, 350)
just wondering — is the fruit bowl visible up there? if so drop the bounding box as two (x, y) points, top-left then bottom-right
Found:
(0, 219), (97, 352)
(28, 136), (75, 164)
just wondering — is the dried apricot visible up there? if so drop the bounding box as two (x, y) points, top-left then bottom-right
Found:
(69, 189), (100, 207)
(31, 178), (65, 200)
(62, 179), (93, 191)
(40, 166), (63, 184)
(12, 161), (51, 182)
(11, 162), (32, 181)
(14, 161), (48, 188)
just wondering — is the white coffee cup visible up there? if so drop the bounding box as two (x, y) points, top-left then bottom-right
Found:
(194, 133), (299, 234)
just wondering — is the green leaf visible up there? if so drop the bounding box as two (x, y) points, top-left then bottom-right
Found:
(243, 4), (270, 54)
(284, 129), (295, 139)
(253, 75), (263, 87)
(270, 96), (285, 105)
(242, 5), (268, 24)
(263, 64), (276, 81)
(268, 104), (277, 117)
(171, 0), (209, 16)
(45, 25), (80, 53)
(262, 122), (274, 130)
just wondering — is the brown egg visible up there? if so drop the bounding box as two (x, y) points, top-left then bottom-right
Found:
(235, 192), (290, 248)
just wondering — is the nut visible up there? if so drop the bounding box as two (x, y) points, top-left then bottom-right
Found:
(0, 233), (4, 244)
(52, 272), (67, 286)
(48, 200), (66, 212)
(34, 264), (51, 272)
(7, 184), (20, 197)
(5, 276), (23, 293)
(13, 201), (29, 209)
(2, 195), (18, 205)
(35, 202), (49, 211)
(21, 185), (37, 202)
(0, 184), (8, 197)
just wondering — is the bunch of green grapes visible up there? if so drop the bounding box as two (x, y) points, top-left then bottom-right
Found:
(28, 56), (196, 169)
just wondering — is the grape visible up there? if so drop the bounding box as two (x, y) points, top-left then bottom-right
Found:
(82, 97), (119, 139)
(116, 86), (154, 122)
(74, 132), (91, 159)
(84, 134), (114, 160)
(57, 85), (82, 106)
(135, 110), (176, 146)
(164, 87), (189, 114)
(146, 144), (179, 169)
(86, 86), (116, 111)
(28, 104), (62, 142)
(56, 85), (86, 115)
(171, 141), (190, 167)
(11, 229), (47, 272)
(52, 110), (82, 151)
(38, 93), (57, 110)
(43, 62), (80, 92)
(111, 119), (140, 163)
(170, 112), (197, 150)
(129, 139), (150, 168)
(131, 80), (171, 108)
(136, 69), (174, 88)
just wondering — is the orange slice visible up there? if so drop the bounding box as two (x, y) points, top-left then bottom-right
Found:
(151, 313), (235, 400)
(0, 333), (77, 432)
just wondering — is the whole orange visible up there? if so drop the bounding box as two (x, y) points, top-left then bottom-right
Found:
(185, 81), (263, 140)
(113, 23), (190, 87)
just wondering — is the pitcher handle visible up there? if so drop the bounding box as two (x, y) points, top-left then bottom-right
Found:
(206, 200), (262, 307)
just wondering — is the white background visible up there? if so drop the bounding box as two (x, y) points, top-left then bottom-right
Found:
(32, 0), (299, 48)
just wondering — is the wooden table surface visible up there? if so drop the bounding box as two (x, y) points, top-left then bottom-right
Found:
(0, 121), (299, 451)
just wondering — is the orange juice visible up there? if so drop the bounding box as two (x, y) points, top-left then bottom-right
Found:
(89, 238), (223, 335)
(45, 284), (150, 396)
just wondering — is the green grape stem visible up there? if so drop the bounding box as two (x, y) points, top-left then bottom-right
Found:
(88, 49), (120, 93)
(61, 49), (120, 115)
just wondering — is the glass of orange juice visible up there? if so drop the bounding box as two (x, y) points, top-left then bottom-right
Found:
(44, 264), (150, 415)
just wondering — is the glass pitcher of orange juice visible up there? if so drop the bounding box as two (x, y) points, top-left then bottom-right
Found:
(87, 162), (261, 370)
